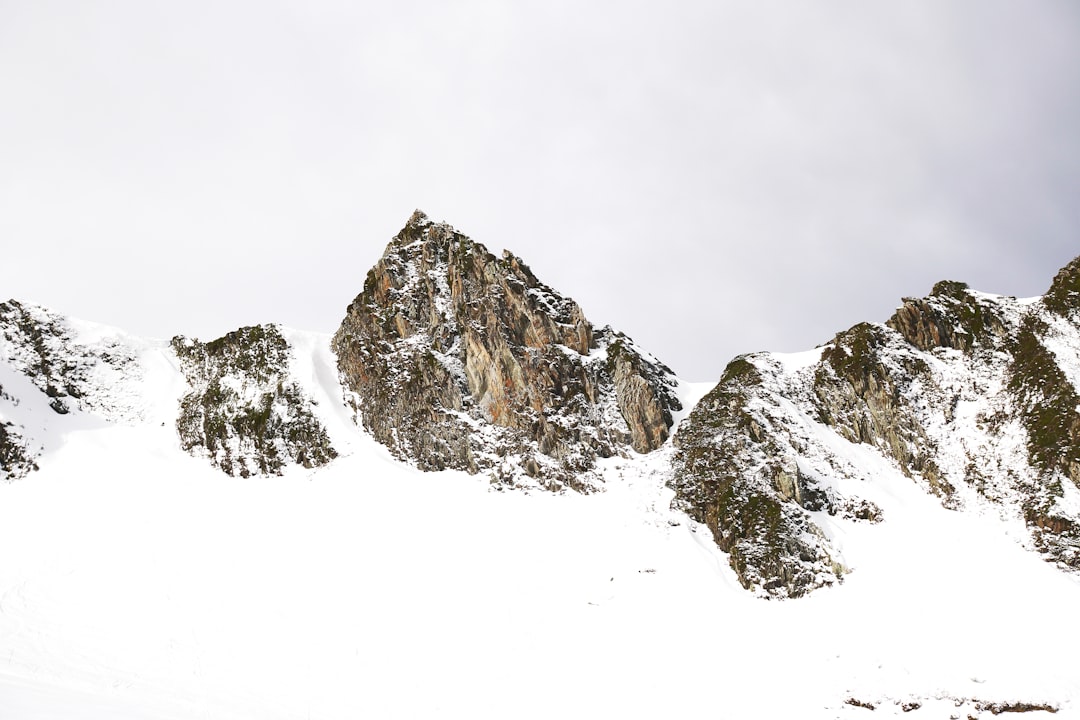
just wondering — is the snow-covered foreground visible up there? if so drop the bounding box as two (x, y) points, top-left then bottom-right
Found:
(2, 336), (1079, 718)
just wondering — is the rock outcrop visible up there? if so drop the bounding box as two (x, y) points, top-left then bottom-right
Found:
(670, 358), (852, 598)
(1, 300), (149, 480)
(172, 325), (337, 477)
(0, 299), (142, 419)
(333, 211), (680, 490)
(886, 280), (1010, 353)
(671, 257), (1080, 598)
(0, 384), (38, 480)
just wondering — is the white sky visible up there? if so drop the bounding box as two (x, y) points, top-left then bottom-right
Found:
(2, 1), (1079, 381)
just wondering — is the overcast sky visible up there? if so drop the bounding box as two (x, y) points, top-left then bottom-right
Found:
(2, 1), (1079, 381)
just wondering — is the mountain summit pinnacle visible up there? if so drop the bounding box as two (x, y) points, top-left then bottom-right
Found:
(332, 213), (681, 490)
(405, 208), (431, 228)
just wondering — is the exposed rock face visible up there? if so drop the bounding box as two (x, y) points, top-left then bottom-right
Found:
(0, 299), (141, 419)
(1, 300), (147, 480)
(671, 358), (851, 598)
(1042, 255), (1080, 319)
(886, 280), (1009, 353)
(0, 384), (38, 480)
(671, 258), (1080, 598)
(1, 302), (340, 480)
(172, 325), (337, 477)
(333, 211), (680, 490)
(814, 323), (947, 495)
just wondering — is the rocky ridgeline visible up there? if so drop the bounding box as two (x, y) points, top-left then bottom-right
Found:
(671, 257), (1080, 598)
(333, 211), (680, 490)
(0, 300), (141, 419)
(9, 218), (1080, 601)
(1, 300), (147, 480)
(172, 325), (337, 477)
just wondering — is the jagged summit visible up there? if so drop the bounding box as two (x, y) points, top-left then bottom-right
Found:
(333, 213), (681, 490)
(406, 208), (430, 226)
(669, 255), (1080, 598)
(1045, 255), (1080, 318)
(886, 280), (1010, 353)
(365, 210), (592, 357)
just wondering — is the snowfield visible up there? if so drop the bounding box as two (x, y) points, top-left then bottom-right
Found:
(2, 326), (1079, 718)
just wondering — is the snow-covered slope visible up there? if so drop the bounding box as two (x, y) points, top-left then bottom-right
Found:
(1, 356), (1078, 718)
(1, 299), (187, 481)
(4, 236), (1080, 717)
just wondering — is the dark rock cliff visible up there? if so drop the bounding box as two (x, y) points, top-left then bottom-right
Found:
(332, 211), (680, 490)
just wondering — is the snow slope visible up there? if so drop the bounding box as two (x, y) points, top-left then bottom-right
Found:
(1, 324), (1078, 718)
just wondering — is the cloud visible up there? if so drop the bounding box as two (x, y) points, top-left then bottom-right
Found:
(1, 0), (1078, 380)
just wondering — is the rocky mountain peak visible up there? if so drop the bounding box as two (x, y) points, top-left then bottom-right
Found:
(885, 280), (1009, 353)
(333, 213), (680, 490)
(405, 207), (432, 227)
(365, 212), (593, 357)
(1044, 255), (1080, 318)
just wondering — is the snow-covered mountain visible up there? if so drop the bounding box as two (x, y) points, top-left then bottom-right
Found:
(3, 212), (681, 492)
(670, 258), (1080, 599)
(2, 214), (1080, 718)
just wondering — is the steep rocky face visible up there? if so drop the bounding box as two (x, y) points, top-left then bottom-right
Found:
(0, 300), (142, 419)
(671, 257), (1080, 598)
(1042, 256), (1080, 319)
(172, 325), (337, 477)
(813, 323), (949, 497)
(886, 280), (1009, 353)
(333, 211), (680, 490)
(671, 359), (853, 597)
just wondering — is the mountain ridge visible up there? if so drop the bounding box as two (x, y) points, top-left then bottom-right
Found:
(3, 214), (1080, 604)
(670, 261), (1080, 597)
